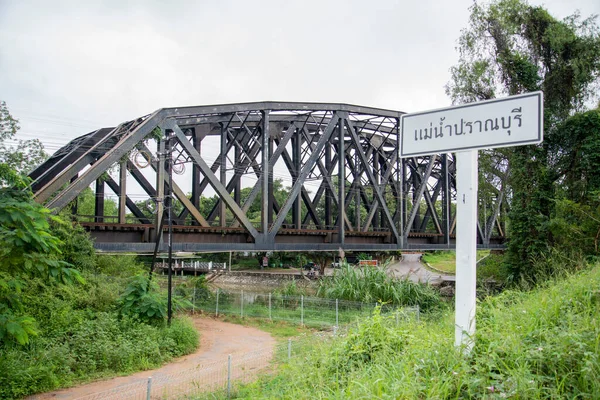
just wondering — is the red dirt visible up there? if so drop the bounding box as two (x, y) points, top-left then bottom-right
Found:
(28, 316), (275, 400)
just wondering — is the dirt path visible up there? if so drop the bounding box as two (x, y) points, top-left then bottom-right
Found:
(387, 253), (455, 284)
(29, 317), (276, 400)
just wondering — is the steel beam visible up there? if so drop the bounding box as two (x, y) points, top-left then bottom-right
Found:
(267, 113), (339, 239)
(104, 175), (151, 224)
(170, 121), (260, 239)
(118, 160), (127, 224)
(404, 155), (437, 240)
(44, 111), (164, 210)
(138, 143), (209, 227)
(261, 110), (270, 235)
(345, 117), (400, 244)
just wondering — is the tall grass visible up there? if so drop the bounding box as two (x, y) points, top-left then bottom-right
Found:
(317, 263), (442, 312)
(234, 264), (600, 399)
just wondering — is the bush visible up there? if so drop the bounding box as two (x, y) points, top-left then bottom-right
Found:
(96, 255), (146, 278)
(119, 275), (167, 324)
(327, 305), (407, 376)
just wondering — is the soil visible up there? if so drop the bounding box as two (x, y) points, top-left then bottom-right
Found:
(387, 253), (455, 284)
(28, 316), (276, 400)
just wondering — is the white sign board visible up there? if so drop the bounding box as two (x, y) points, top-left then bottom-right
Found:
(400, 91), (543, 157)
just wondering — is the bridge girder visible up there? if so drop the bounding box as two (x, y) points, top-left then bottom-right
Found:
(28, 102), (507, 252)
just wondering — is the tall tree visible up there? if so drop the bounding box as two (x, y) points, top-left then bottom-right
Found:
(0, 101), (47, 174)
(447, 0), (600, 283)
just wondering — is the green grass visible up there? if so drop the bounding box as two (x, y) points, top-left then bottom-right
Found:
(231, 264), (600, 399)
(220, 315), (314, 338)
(422, 250), (491, 274)
(318, 263), (443, 312)
(231, 257), (261, 270)
(0, 272), (199, 399)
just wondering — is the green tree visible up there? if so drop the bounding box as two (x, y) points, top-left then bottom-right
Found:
(0, 171), (83, 344)
(447, 0), (600, 283)
(0, 101), (47, 174)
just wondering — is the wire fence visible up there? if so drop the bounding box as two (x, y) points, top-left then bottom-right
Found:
(186, 288), (420, 329)
(71, 343), (282, 400)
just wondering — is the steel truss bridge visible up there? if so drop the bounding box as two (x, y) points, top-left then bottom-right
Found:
(28, 102), (506, 253)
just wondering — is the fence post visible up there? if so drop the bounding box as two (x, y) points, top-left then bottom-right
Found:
(192, 287), (196, 314)
(288, 338), (291, 361)
(227, 354), (232, 399)
(268, 292), (272, 321)
(146, 377), (152, 400)
(241, 290), (244, 318)
(301, 295), (304, 326)
(335, 299), (339, 328)
(216, 288), (220, 316)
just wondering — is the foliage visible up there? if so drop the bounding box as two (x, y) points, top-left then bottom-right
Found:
(118, 275), (167, 324)
(187, 275), (214, 303)
(72, 187), (119, 222)
(327, 305), (407, 376)
(0, 180), (84, 345)
(0, 268), (199, 398)
(447, 0), (600, 284)
(555, 109), (600, 202)
(477, 252), (511, 282)
(0, 273), (37, 345)
(0, 312), (198, 399)
(235, 264), (600, 399)
(317, 263), (442, 312)
(549, 195), (600, 256)
(50, 219), (97, 273)
(96, 254), (146, 277)
(273, 281), (306, 297)
(0, 101), (47, 174)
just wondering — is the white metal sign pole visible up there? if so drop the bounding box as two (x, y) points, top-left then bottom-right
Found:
(454, 149), (478, 351)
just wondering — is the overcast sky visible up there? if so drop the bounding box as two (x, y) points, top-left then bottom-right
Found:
(1, 0), (599, 155)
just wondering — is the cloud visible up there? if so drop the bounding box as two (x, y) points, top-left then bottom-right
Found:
(1, 0), (598, 150)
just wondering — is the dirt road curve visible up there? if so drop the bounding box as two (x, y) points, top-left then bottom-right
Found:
(29, 317), (275, 400)
(387, 253), (455, 284)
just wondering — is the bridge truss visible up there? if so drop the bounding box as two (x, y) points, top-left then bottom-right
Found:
(28, 102), (506, 252)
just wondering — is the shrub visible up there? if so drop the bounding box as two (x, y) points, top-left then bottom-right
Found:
(96, 255), (146, 278)
(118, 275), (167, 324)
(328, 305), (407, 375)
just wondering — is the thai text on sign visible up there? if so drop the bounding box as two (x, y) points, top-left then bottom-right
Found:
(400, 91), (543, 157)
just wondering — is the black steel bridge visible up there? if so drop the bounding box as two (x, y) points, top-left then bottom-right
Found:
(28, 102), (506, 253)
